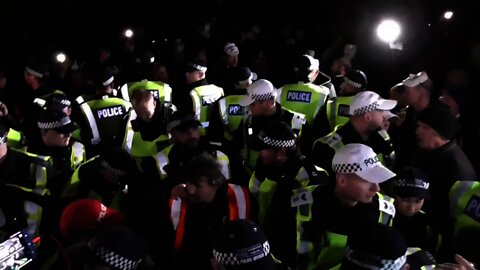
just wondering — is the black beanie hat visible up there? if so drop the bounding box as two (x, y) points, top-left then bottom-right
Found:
(417, 105), (457, 140)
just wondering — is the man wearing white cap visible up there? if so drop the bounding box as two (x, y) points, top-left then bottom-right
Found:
(231, 79), (307, 176)
(311, 91), (397, 176)
(389, 71), (434, 169)
(298, 143), (397, 270)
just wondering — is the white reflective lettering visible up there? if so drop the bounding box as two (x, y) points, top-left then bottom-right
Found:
(97, 106), (124, 119)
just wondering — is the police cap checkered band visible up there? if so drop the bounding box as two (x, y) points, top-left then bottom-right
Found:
(213, 240), (270, 266)
(191, 64), (207, 73)
(95, 246), (142, 270)
(262, 135), (296, 148)
(332, 144), (396, 184)
(393, 178), (429, 190)
(344, 76), (363, 89)
(100, 160), (127, 176)
(251, 92), (275, 102)
(353, 101), (379, 115)
(59, 99), (71, 106)
(25, 66), (48, 78)
(38, 116), (72, 129)
(345, 246), (407, 270)
(349, 91), (397, 116)
(332, 162), (362, 173)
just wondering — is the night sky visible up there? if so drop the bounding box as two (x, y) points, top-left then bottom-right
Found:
(0, 0), (478, 94)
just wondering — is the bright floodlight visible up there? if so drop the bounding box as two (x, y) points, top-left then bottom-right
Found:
(124, 29), (134, 38)
(376, 19), (401, 43)
(443, 11), (453, 20)
(56, 53), (66, 63)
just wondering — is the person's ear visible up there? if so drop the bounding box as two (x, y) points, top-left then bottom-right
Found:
(364, 112), (372, 122)
(401, 263), (410, 270)
(336, 174), (348, 188)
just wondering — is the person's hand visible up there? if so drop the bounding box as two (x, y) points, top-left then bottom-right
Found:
(0, 101), (8, 117)
(437, 254), (476, 270)
(171, 183), (189, 200)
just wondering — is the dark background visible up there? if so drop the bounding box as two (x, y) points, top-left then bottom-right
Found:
(0, 0), (479, 96)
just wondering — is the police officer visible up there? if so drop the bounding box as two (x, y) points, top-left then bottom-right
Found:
(208, 66), (256, 145)
(21, 62), (67, 150)
(278, 54), (329, 126)
(299, 144), (396, 270)
(61, 148), (138, 210)
(0, 123), (51, 238)
(232, 79), (307, 175)
(311, 91), (397, 176)
(119, 72), (173, 111)
(25, 110), (85, 197)
(449, 180), (480, 246)
(177, 60), (224, 136)
(388, 71), (434, 169)
(141, 111), (231, 190)
(391, 167), (438, 251)
(248, 121), (329, 268)
(323, 69), (368, 132)
(129, 89), (171, 158)
(75, 70), (134, 156)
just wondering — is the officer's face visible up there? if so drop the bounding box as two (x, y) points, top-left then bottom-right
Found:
(340, 82), (357, 95)
(249, 99), (273, 116)
(185, 177), (218, 203)
(24, 71), (36, 85)
(185, 70), (202, 84)
(336, 173), (380, 204)
(42, 130), (71, 147)
(366, 110), (386, 131)
(395, 197), (424, 217)
(260, 147), (285, 166)
(416, 121), (442, 150)
(133, 97), (156, 121)
(172, 126), (200, 148)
